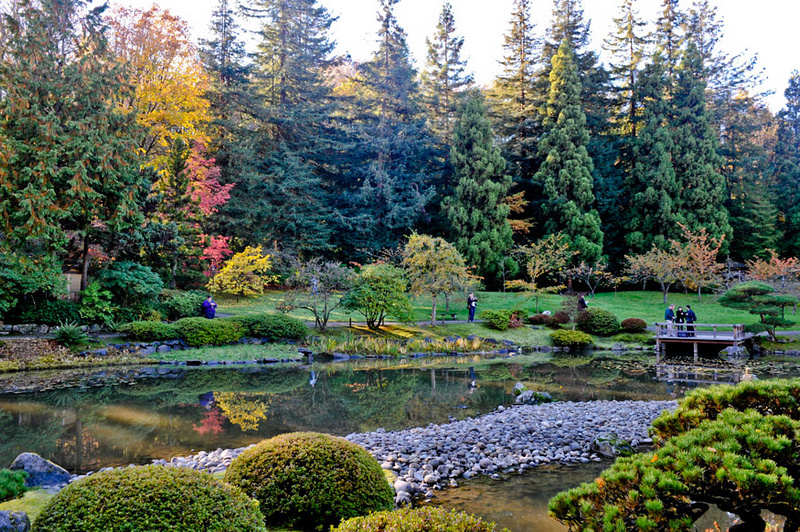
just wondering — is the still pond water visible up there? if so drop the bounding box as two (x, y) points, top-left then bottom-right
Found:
(1, 351), (795, 530)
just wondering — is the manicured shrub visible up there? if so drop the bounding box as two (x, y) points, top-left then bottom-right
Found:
(161, 290), (206, 321)
(0, 469), (27, 503)
(620, 317), (647, 333)
(333, 507), (508, 532)
(117, 321), (180, 342)
(32, 465), (265, 532)
(53, 321), (88, 347)
(550, 329), (593, 348)
(231, 313), (309, 340)
(224, 432), (394, 532)
(173, 317), (243, 347)
(575, 308), (620, 336)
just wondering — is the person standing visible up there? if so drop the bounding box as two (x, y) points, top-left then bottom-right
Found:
(675, 306), (686, 336)
(578, 294), (588, 311)
(467, 293), (478, 323)
(664, 304), (675, 336)
(685, 305), (697, 337)
(202, 295), (217, 319)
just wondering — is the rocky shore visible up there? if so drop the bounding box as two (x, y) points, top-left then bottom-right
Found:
(141, 399), (677, 504)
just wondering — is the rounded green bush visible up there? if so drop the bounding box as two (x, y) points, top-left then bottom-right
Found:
(224, 432), (394, 531)
(117, 320), (180, 341)
(31, 465), (265, 532)
(620, 317), (647, 332)
(332, 506), (508, 532)
(551, 329), (593, 347)
(576, 308), (620, 336)
(231, 313), (309, 340)
(174, 317), (244, 346)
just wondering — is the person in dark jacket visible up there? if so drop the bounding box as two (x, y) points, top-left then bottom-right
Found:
(202, 295), (217, 319)
(685, 305), (697, 337)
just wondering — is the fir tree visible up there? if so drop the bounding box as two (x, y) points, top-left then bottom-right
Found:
(534, 40), (603, 264)
(443, 91), (513, 283)
(420, 2), (473, 147)
(654, 0), (684, 78)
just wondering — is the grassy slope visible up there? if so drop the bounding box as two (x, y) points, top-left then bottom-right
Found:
(216, 290), (759, 328)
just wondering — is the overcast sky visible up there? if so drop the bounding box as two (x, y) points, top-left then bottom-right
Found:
(114, 0), (800, 111)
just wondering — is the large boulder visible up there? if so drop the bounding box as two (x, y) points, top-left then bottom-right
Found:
(9, 453), (70, 487)
(0, 511), (29, 532)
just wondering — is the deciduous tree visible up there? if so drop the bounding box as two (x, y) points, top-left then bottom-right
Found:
(402, 234), (473, 325)
(207, 246), (278, 299)
(341, 264), (412, 330)
(280, 258), (351, 331)
(506, 233), (577, 312)
(626, 245), (686, 304)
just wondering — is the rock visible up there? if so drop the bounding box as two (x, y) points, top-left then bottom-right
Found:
(0, 511), (29, 532)
(9, 453), (70, 487)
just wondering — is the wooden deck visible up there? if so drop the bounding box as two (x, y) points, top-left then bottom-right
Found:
(654, 322), (753, 362)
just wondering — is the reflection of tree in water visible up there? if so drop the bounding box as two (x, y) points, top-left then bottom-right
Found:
(214, 392), (270, 431)
(193, 408), (225, 436)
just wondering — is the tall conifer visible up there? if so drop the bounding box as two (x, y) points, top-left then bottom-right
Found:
(443, 91), (513, 283)
(535, 40), (603, 263)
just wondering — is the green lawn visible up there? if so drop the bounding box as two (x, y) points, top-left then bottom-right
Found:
(216, 289), (760, 328)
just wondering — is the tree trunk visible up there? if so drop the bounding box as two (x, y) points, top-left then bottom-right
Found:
(80, 229), (91, 291)
(430, 294), (437, 326)
(170, 254), (178, 289)
(697, 285), (702, 303)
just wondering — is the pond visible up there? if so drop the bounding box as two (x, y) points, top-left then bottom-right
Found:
(1, 351), (796, 531)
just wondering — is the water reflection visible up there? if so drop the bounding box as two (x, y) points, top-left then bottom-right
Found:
(0, 352), (796, 476)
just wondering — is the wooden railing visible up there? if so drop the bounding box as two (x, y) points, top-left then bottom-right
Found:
(655, 322), (748, 340)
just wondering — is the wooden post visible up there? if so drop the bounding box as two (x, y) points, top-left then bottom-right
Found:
(693, 341), (698, 363)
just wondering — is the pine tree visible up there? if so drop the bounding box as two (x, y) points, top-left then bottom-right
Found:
(534, 40), (603, 264)
(443, 91), (513, 283)
(0, 0), (146, 288)
(603, 0), (650, 137)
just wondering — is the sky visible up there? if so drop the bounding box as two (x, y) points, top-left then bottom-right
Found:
(114, 0), (800, 112)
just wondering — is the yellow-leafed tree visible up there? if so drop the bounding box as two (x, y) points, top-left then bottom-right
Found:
(207, 246), (278, 299)
(107, 6), (210, 169)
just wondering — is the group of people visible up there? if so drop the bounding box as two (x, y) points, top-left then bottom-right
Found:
(664, 304), (697, 336)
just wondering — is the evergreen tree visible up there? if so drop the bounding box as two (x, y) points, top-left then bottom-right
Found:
(534, 40), (603, 264)
(625, 57), (681, 252)
(671, 42), (731, 247)
(772, 71), (800, 256)
(0, 0), (146, 288)
(419, 2), (473, 233)
(603, 0), (650, 137)
(341, 0), (433, 253)
(420, 2), (473, 147)
(720, 93), (779, 260)
(443, 91), (513, 283)
(654, 0), (684, 78)
(218, 0), (338, 254)
(487, 0), (541, 186)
